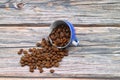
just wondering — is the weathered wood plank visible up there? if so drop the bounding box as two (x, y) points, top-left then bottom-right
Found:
(0, 0), (120, 25)
(0, 78), (83, 80)
(0, 78), (99, 80)
(0, 79), (118, 80)
(0, 27), (120, 49)
(0, 26), (120, 78)
(0, 47), (120, 78)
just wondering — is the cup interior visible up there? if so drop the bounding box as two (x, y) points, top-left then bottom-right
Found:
(49, 20), (72, 48)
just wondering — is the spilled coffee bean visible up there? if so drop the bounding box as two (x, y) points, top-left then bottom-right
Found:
(50, 69), (55, 73)
(18, 24), (70, 73)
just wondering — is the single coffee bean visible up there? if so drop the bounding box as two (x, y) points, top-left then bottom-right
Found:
(21, 64), (25, 67)
(29, 68), (34, 72)
(54, 62), (59, 67)
(23, 50), (28, 54)
(36, 42), (41, 47)
(17, 3), (24, 9)
(18, 51), (22, 55)
(28, 48), (33, 52)
(20, 60), (24, 64)
(20, 49), (23, 52)
(50, 69), (54, 73)
(39, 68), (44, 73)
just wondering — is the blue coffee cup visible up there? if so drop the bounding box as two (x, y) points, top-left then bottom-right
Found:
(49, 20), (79, 48)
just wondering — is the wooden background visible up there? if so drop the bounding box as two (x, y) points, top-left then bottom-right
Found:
(0, 0), (120, 79)
(0, 0), (120, 25)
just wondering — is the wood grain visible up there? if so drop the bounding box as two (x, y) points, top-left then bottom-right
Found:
(0, 27), (120, 78)
(0, 48), (120, 78)
(0, 0), (120, 25)
(0, 27), (120, 48)
(0, 0), (120, 79)
(0, 78), (95, 80)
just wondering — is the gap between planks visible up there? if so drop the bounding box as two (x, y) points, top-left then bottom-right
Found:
(0, 24), (120, 27)
(0, 78), (84, 80)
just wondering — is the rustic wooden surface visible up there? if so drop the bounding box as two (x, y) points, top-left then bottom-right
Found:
(0, 0), (120, 79)
(0, 26), (120, 79)
(0, 0), (120, 25)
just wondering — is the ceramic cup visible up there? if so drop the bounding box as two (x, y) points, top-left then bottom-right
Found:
(49, 20), (79, 48)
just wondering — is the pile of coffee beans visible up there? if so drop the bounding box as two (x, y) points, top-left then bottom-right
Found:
(49, 24), (70, 47)
(18, 24), (70, 73)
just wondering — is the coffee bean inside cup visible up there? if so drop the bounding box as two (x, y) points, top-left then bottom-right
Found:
(17, 24), (70, 73)
(49, 24), (71, 47)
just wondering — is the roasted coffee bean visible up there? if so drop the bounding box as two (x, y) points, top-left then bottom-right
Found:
(24, 61), (28, 65)
(54, 62), (59, 67)
(28, 63), (32, 66)
(60, 32), (64, 37)
(20, 49), (23, 52)
(30, 65), (34, 69)
(18, 51), (22, 55)
(50, 69), (54, 73)
(21, 56), (25, 60)
(57, 58), (62, 62)
(50, 34), (55, 40)
(29, 48), (33, 52)
(24, 54), (30, 58)
(21, 64), (25, 67)
(18, 49), (24, 55)
(36, 42), (41, 47)
(39, 68), (43, 73)
(23, 50), (28, 54)
(17, 3), (24, 9)
(64, 52), (68, 56)
(45, 63), (50, 68)
(20, 60), (24, 64)
(33, 65), (37, 69)
(41, 42), (45, 47)
(29, 68), (34, 72)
